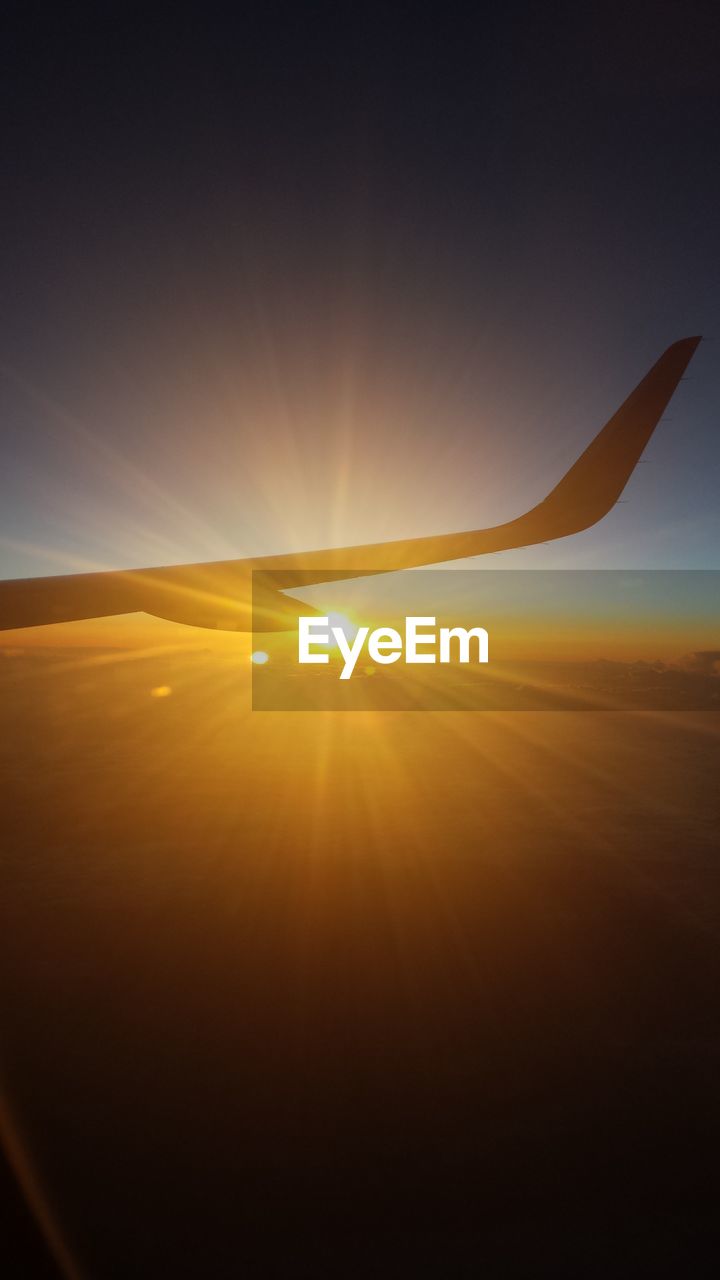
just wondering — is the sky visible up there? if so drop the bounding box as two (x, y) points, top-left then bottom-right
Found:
(1, 1), (719, 592)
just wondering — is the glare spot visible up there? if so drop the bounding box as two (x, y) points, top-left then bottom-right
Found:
(150, 685), (172, 698)
(251, 650), (270, 665)
(327, 613), (358, 644)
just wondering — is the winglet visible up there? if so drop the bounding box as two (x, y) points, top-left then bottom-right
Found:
(527, 335), (702, 540)
(251, 335), (703, 584)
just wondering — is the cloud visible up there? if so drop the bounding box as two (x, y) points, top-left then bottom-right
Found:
(681, 650), (720, 675)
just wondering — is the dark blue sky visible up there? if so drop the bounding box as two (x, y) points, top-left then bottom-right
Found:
(1, 1), (719, 577)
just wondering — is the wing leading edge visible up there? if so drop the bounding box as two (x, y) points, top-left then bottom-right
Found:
(0, 336), (701, 633)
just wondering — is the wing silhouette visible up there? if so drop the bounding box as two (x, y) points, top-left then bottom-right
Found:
(0, 336), (701, 633)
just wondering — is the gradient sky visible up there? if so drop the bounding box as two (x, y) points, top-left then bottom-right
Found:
(1, 2), (719, 588)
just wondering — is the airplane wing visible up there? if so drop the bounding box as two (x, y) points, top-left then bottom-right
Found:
(0, 336), (701, 633)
